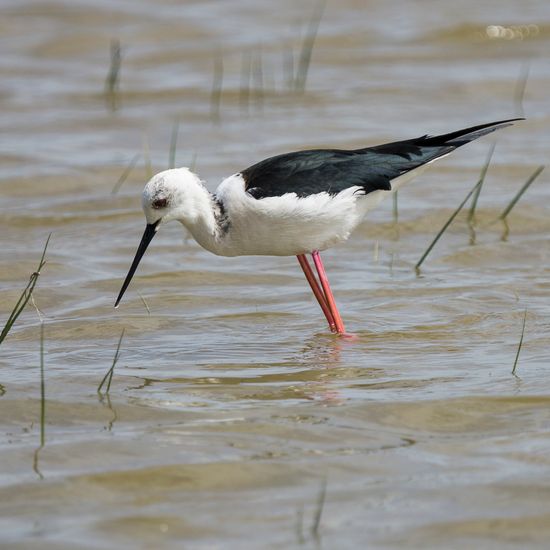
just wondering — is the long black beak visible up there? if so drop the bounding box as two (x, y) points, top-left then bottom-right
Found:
(115, 221), (160, 308)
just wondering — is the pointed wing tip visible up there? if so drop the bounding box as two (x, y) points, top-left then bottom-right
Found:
(496, 117), (525, 127)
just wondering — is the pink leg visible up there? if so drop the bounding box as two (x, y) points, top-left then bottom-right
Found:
(311, 250), (346, 335)
(297, 254), (337, 333)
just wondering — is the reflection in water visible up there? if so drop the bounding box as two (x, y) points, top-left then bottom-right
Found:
(468, 220), (477, 245)
(501, 217), (510, 241)
(99, 394), (119, 432)
(298, 335), (349, 404)
(127, 334), (379, 406)
(298, 334), (345, 366)
(33, 324), (46, 480)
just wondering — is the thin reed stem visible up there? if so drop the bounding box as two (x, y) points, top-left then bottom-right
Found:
(39, 322), (45, 447)
(210, 47), (224, 124)
(0, 235), (51, 346)
(512, 310), (527, 376)
(294, 0), (326, 93)
(468, 143), (496, 223)
(98, 329), (125, 394)
(499, 165), (545, 220)
(105, 39), (121, 110)
(415, 180), (482, 271)
(240, 50), (252, 114)
(137, 291), (150, 315)
(169, 118), (180, 169)
(514, 62), (530, 118)
(112, 154), (140, 194)
(33, 322), (46, 479)
(311, 478), (327, 538)
(143, 135), (153, 180)
(252, 48), (264, 112)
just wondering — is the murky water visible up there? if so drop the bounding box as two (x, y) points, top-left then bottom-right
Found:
(1, 0), (550, 547)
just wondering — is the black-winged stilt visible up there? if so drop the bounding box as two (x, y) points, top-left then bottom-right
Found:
(115, 119), (521, 335)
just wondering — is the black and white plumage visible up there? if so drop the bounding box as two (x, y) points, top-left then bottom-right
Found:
(115, 118), (521, 334)
(242, 119), (518, 199)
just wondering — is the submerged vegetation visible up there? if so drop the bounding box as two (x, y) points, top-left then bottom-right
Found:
(499, 165), (545, 221)
(415, 179), (483, 271)
(112, 154), (140, 195)
(467, 144), (496, 223)
(210, 0), (326, 119)
(33, 322), (46, 479)
(97, 329), (125, 395)
(105, 39), (121, 111)
(0, 235), (50, 346)
(415, 151), (545, 271)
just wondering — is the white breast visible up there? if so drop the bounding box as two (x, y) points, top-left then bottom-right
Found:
(213, 174), (388, 256)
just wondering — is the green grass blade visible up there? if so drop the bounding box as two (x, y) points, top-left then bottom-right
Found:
(468, 143), (496, 222)
(512, 310), (527, 376)
(98, 329), (125, 394)
(0, 234), (51, 346)
(499, 165), (545, 220)
(2, 276), (35, 330)
(415, 180), (482, 271)
(392, 191), (398, 224)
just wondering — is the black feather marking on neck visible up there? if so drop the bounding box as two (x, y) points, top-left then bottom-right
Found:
(212, 195), (230, 234)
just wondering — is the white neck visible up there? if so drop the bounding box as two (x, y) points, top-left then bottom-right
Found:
(175, 184), (227, 255)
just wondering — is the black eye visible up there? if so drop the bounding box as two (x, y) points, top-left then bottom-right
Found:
(152, 198), (168, 209)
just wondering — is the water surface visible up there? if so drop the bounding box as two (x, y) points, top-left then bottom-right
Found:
(1, 0), (550, 547)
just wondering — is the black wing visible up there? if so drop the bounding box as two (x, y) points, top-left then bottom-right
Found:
(241, 119), (522, 199)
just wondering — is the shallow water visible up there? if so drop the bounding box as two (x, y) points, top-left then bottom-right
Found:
(1, 0), (550, 547)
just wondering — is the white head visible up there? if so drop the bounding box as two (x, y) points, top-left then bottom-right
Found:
(142, 167), (207, 226)
(115, 168), (209, 307)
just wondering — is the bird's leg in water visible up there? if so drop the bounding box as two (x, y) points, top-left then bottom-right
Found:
(311, 250), (346, 334)
(296, 254), (337, 333)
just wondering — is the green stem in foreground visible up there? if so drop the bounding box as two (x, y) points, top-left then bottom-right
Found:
(0, 234), (51, 346)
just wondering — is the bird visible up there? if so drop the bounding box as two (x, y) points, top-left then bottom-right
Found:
(115, 118), (521, 335)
